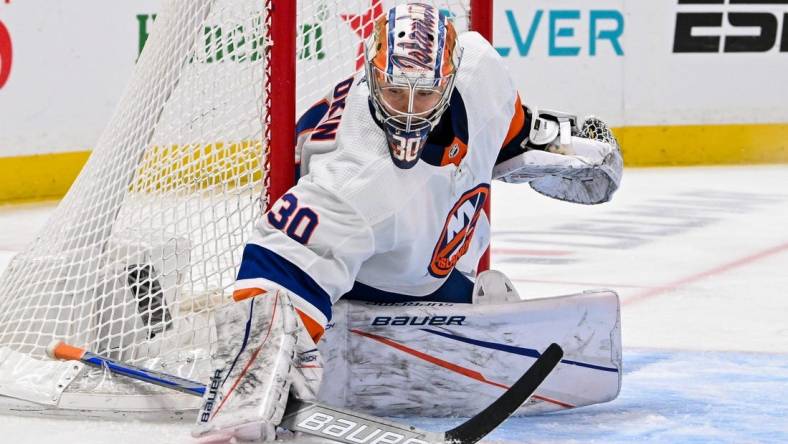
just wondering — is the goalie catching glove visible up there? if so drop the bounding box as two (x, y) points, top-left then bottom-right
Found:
(495, 111), (623, 204)
(192, 287), (322, 442)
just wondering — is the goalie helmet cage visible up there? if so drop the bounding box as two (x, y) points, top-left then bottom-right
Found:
(0, 0), (492, 417)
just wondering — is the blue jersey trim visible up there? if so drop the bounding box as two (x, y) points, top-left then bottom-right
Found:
(295, 101), (330, 137)
(237, 244), (333, 322)
(342, 269), (473, 303)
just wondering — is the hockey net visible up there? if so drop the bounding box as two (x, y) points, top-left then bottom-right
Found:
(0, 0), (481, 416)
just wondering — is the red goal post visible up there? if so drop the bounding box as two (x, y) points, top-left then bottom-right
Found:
(470, 0), (493, 272)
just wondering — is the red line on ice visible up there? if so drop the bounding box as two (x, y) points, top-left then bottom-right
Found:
(492, 247), (573, 256)
(511, 277), (651, 289)
(624, 241), (788, 306)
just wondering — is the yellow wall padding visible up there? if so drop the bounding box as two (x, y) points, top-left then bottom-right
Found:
(615, 123), (788, 167)
(0, 151), (91, 203)
(1, 122), (787, 203)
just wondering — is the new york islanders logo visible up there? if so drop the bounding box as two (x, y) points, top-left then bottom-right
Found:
(429, 184), (489, 278)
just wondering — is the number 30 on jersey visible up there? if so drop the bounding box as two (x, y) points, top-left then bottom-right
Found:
(267, 193), (319, 244)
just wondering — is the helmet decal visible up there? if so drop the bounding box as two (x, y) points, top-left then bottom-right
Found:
(365, 3), (462, 169)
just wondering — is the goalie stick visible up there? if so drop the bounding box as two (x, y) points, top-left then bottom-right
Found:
(47, 340), (563, 444)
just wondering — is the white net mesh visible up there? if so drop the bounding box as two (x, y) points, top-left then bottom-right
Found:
(0, 0), (472, 413)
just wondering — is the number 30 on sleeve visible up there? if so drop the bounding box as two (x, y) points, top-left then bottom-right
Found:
(267, 193), (319, 244)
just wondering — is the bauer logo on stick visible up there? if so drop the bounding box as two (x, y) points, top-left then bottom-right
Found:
(297, 411), (431, 444)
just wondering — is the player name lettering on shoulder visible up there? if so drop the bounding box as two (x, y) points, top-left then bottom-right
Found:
(311, 76), (354, 141)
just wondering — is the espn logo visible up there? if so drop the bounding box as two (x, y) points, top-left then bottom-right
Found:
(674, 0), (788, 53)
(298, 412), (430, 444)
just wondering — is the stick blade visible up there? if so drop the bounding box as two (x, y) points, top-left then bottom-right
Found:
(443, 343), (564, 444)
(46, 340), (86, 361)
(281, 398), (445, 444)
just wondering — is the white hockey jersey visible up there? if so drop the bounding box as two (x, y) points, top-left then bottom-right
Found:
(234, 33), (616, 338)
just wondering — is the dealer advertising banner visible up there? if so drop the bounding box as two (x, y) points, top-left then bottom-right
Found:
(493, 0), (788, 126)
(0, 0), (786, 161)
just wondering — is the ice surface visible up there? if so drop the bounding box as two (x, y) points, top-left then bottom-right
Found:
(432, 350), (788, 444)
(1, 166), (787, 443)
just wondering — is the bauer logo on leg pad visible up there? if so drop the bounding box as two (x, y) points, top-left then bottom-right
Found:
(371, 315), (466, 326)
(198, 369), (224, 423)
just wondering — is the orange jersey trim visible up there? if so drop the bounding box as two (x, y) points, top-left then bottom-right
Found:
(232, 287), (267, 302)
(502, 94), (525, 148)
(440, 136), (468, 167)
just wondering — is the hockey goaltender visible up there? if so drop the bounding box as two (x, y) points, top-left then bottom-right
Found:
(194, 2), (623, 442)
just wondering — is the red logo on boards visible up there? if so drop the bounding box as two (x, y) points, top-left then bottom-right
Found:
(340, 0), (383, 70)
(0, 20), (11, 89)
(429, 184), (490, 278)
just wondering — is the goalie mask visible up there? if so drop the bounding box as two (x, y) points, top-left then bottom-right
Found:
(365, 3), (461, 169)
